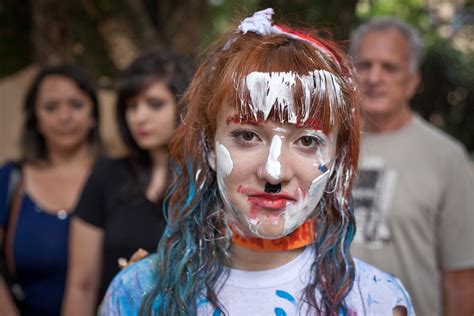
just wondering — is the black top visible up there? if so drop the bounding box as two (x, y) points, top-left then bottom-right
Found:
(74, 157), (166, 302)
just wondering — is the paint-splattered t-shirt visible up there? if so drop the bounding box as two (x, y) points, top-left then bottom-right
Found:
(99, 247), (414, 315)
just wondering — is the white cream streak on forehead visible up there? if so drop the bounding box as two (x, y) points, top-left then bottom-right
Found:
(241, 70), (344, 124)
(273, 127), (289, 134)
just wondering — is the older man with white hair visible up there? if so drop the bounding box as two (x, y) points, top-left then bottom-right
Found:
(350, 17), (474, 316)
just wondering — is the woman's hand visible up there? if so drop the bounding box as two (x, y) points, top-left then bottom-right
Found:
(118, 248), (149, 269)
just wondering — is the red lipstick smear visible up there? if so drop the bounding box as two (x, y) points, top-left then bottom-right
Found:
(225, 114), (242, 125)
(238, 185), (296, 214)
(225, 113), (263, 126)
(248, 196), (289, 210)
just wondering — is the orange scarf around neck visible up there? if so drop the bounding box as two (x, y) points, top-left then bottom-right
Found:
(231, 219), (315, 252)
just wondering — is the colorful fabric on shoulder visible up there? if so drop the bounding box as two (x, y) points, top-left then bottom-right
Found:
(98, 254), (157, 315)
(347, 258), (414, 315)
(99, 251), (414, 315)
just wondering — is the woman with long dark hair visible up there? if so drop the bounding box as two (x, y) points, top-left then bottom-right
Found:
(61, 50), (193, 315)
(0, 64), (101, 316)
(100, 9), (414, 316)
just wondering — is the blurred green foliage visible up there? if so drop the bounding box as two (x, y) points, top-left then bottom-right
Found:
(0, 0), (472, 152)
(414, 40), (474, 153)
(200, 0), (259, 57)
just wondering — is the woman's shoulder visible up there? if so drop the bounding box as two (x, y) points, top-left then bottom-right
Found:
(93, 156), (128, 172)
(0, 161), (21, 223)
(0, 161), (21, 203)
(345, 258), (415, 315)
(0, 160), (20, 177)
(99, 253), (157, 316)
(87, 156), (130, 184)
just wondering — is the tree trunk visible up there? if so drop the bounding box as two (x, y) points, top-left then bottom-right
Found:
(97, 18), (140, 70)
(155, 0), (208, 57)
(126, 0), (160, 47)
(30, 0), (74, 65)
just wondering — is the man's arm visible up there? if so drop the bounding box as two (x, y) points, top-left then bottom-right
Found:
(443, 269), (474, 316)
(438, 144), (474, 316)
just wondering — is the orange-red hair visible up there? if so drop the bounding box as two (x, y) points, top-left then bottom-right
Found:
(145, 17), (360, 316)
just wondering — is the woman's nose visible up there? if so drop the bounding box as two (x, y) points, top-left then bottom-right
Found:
(57, 104), (73, 121)
(257, 135), (294, 184)
(133, 103), (149, 122)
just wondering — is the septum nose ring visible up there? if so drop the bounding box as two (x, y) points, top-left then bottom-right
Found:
(265, 182), (281, 193)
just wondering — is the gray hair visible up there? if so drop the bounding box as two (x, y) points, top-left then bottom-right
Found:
(350, 17), (424, 72)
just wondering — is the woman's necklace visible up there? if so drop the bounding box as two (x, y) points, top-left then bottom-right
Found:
(34, 205), (69, 220)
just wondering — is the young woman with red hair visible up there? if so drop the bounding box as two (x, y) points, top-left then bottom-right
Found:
(99, 9), (413, 315)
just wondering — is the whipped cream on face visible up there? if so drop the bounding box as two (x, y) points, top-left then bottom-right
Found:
(215, 142), (235, 216)
(242, 70), (344, 125)
(216, 69), (341, 239)
(278, 165), (332, 237)
(215, 125), (336, 239)
(265, 135), (282, 181)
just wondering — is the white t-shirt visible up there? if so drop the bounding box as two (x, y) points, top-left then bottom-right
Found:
(199, 247), (413, 315)
(100, 248), (414, 315)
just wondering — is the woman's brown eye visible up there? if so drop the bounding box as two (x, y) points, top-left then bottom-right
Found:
(69, 99), (84, 109)
(242, 132), (254, 141)
(148, 98), (165, 110)
(230, 130), (259, 144)
(42, 101), (58, 112)
(300, 136), (314, 146)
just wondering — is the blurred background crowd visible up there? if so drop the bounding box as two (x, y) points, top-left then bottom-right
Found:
(1, 0), (473, 161)
(0, 1), (473, 315)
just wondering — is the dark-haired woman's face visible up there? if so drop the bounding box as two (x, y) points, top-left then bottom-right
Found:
(125, 81), (176, 151)
(36, 75), (96, 153)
